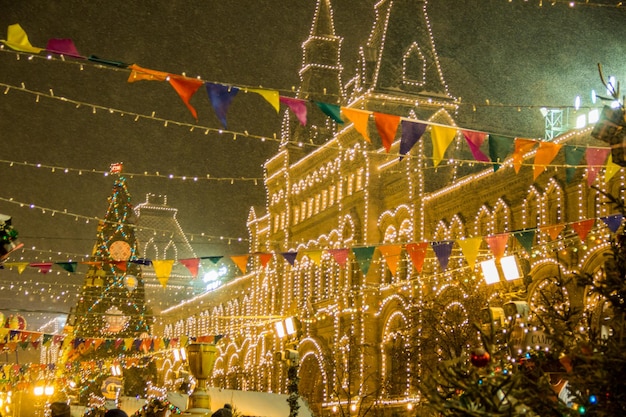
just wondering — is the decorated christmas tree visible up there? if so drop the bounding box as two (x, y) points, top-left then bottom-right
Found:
(59, 164), (155, 405)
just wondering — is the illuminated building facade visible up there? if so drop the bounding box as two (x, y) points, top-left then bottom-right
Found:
(157, 0), (623, 414)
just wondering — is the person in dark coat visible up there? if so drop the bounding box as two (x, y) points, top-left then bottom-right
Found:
(50, 402), (71, 417)
(104, 410), (128, 417)
(211, 403), (233, 417)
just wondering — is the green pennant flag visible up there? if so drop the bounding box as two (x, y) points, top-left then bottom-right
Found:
(352, 246), (376, 276)
(202, 256), (223, 265)
(565, 146), (586, 183)
(55, 261), (77, 273)
(315, 102), (344, 124)
(42, 333), (53, 346)
(488, 134), (514, 172)
(513, 229), (536, 254)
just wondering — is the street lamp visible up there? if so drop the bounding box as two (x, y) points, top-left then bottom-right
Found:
(33, 384), (54, 417)
(274, 317), (301, 417)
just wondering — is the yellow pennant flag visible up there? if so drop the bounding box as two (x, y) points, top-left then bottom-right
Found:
(127, 64), (168, 82)
(1, 24), (43, 53)
(152, 259), (174, 288)
(180, 335), (189, 347)
(534, 141), (562, 180)
(341, 107), (372, 143)
(605, 153), (622, 182)
(513, 138), (537, 174)
(248, 88), (280, 112)
(124, 338), (134, 351)
(3, 262), (29, 274)
(456, 237), (482, 269)
(305, 250), (324, 266)
(230, 254), (250, 274)
(378, 244), (402, 276)
(431, 125), (457, 167)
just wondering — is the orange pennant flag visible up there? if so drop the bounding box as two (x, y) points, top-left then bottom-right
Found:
(430, 125), (457, 167)
(248, 88), (280, 112)
(378, 244), (402, 276)
(1, 24), (43, 53)
(127, 64), (168, 82)
(571, 219), (595, 241)
(152, 260), (174, 288)
(513, 138), (537, 174)
(406, 242), (428, 273)
(230, 255), (250, 274)
(456, 237), (482, 269)
(541, 224), (565, 241)
(342, 107), (372, 143)
(374, 112), (401, 153)
(534, 141), (562, 179)
(258, 253), (273, 269)
(484, 234), (509, 260)
(168, 75), (204, 120)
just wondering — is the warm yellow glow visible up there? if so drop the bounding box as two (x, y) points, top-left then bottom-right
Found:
(275, 321), (286, 338)
(501, 255), (521, 281)
(44, 386), (55, 396)
(480, 259), (499, 284)
(33, 386), (44, 396)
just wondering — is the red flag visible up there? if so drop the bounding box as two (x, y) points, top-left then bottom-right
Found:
(179, 258), (200, 278)
(169, 76), (204, 120)
(374, 113), (401, 152)
(406, 242), (428, 273)
(571, 219), (595, 241)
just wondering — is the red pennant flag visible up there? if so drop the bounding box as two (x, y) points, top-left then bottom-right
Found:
(169, 76), (204, 120)
(484, 234), (509, 260)
(29, 262), (53, 274)
(570, 219), (595, 241)
(328, 248), (350, 267)
(374, 113), (401, 153)
(406, 242), (428, 273)
(280, 96), (308, 126)
(113, 261), (127, 272)
(258, 253), (273, 268)
(462, 130), (490, 162)
(179, 258), (200, 278)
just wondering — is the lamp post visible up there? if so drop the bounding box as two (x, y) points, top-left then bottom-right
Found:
(33, 384), (54, 417)
(274, 317), (301, 417)
(184, 343), (218, 416)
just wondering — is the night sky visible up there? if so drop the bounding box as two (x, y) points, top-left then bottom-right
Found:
(1, 0), (625, 329)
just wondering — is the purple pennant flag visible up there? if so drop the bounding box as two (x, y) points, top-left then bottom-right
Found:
(399, 120), (427, 160)
(462, 130), (490, 162)
(431, 240), (454, 271)
(45, 38), (83, 58)
(205, 83), (240, 128)
(280, 252), (298, 266)
(600, 214), (624, 233)
(280, 96), (308, 126)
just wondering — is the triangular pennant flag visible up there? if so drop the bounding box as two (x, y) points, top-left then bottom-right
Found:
(352, 246), (376, 276)
(168, 76), (204, 120)
(315, 102), (344, 124)
(152, 260), (174, 288)
(127, 64), (168, 82)
(257, 253), (273, 268)
(374, 112), (401, 152)
(378, 245), (403, 276)
(131, 258), (152, 266)
(87, 55), (129, 68)
(230, 255), (250, 274)
(179, 258), (200, 278)
(55, 262), (77, 273)
(513, 229), (536, 254)
(93, 339), (104, 351)
(489, 134), (515, 172)
(571, 219), (595, 242)
(280, 252), (298, 266)
(565, 146), (586, 183)
(29, 262), (53, 274)
(113, 261), (127, 272)
(605, 153), (622, 182)
(484, 234), (509, 260)
(512, 138), (537, 174)
(3, 262), (29, 274)
(280, 96), (308, 126)
(534, 141), (562, 179)
(115, 339), (124, 350)
(328, 248), (349, 267)
(405, 242), (428, 273)
(206, 83), (240, 128)
(1, 24), (43, 53)
(45, 38), (83, 58)
(305, 250), (323, 266)
(248, 88), (280, 112)
(400, 120), (427, 160)
(462, 130), (490, 162)
(342, 107), (372, 143)
(600, 214), (624, 233)
(431, 241), (454, 271)
(201, 256), (223, 265)
(31, 340), (40, 350)
(586, 147), (611, 186)
(430, 125), (457, 167)
(42, 334), (53, 346)
(456, 237), (482, 269)
(541, 224), (565, 241)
